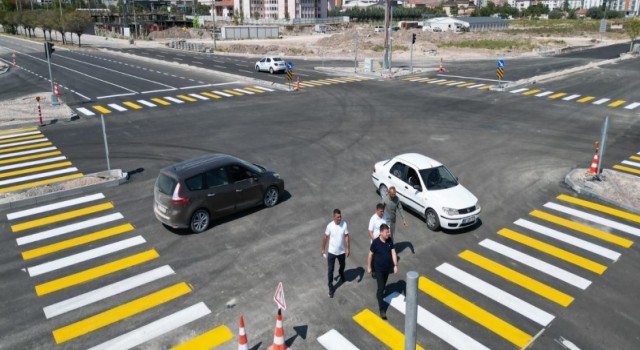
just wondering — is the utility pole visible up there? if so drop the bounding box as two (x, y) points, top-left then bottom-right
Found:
(354, 30), (358, 73)
(383, 0), (390, 69)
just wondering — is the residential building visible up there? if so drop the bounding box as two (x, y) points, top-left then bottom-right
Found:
(233, 0), (328, 19)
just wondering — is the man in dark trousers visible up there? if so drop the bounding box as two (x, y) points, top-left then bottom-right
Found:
(321, 209), (350, 298)
(367, 224), (398, 320)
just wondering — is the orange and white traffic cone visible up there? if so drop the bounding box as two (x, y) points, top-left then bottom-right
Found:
(54, 82), (60, 97)
(238, 316), (249, 350)
(267, 309), (290, 350)
(588, 149), (599, 174)
(439, 57), (445, 73)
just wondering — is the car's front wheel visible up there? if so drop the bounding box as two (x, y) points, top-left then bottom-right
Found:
(190, 209), (210, 233)
(425, 208), (440, 231)
(255, 65), (260, 72)
(263, 186), (279, 207)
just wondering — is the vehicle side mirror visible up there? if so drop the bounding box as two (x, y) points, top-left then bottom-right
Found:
(413, 185), (421, 191)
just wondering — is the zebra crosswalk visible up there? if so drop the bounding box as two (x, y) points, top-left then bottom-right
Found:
(296, 76), (371, 89)
(318, 194), (640, 350)
(613, 151), (640, 176)
(74, 85), (275, 117)
(402, 76), (495, 90)
(5, 192), (233, 349)
(0, 128), (82, 194)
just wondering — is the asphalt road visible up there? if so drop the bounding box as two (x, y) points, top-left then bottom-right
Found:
(0, 38), (639, 350)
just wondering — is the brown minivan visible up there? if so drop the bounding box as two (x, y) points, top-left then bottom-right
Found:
(154, 154), (285, 233)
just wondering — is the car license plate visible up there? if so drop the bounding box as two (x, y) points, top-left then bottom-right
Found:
(157, 203), (167, 213)
(462, 215), (475, 224)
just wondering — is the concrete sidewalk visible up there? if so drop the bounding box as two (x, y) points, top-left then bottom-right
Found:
(565, 169), (640, 215)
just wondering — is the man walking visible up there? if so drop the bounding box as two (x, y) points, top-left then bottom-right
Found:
(383, 186), (407, 238)
(368, 203), (388, 241)
(367, 224), (398, 320)
(321, 209), (350, 298)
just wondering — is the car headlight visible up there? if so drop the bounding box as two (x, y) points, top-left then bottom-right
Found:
(475, 203), (481, 212)
(442, 207), (459, 216)
(273, 173), (281, 179)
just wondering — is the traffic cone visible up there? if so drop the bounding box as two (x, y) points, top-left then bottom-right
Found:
(588, 149), (599, 174)
(54, 82), (60, 97)
(267, 309), (290, 350)
(439, 57), (445, 73)
(238, 316), (248, 350)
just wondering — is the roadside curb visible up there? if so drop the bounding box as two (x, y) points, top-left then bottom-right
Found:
(564, 168), (640, 215)
(0, 169), (128, 211)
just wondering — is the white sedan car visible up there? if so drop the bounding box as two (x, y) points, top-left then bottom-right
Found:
(255, 56), (286, 74)
(372, 153), (480, 231)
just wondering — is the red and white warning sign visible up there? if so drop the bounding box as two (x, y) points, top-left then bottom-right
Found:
(273, 282), (286, 310)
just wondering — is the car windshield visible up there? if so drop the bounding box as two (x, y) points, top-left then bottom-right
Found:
(238, 159), (265, 174)
(419, 165), (458, 190)
(273, 57), (284, 62)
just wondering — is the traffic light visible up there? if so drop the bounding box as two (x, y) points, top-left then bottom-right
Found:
(44, 42), (55, 59)
(412, 33), (416, 44)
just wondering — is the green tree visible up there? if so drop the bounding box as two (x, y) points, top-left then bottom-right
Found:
(63, 11), (92, 47)
(548, 8), (564, 19)
(626, 18), (640, 52)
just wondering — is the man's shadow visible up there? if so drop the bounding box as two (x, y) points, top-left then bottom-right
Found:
(395, 241), (415, 255)
(333, 267), (365, 292)
(383, 280), (407, 312)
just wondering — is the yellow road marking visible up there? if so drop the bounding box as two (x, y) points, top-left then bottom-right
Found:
(11, 202), (114, 232)
(92, 105), (111, 114)
(479, 85), (494, 90)
(522, 89), (541, 95)
(557, 194), (640, 224)
(22, 224), (135, 260)
(35, 249), (160, 296)
(0, 142), (53, 154)
(0, 161), (72, 178)
(0, 173), (82, 193)
(0, 127), (38, 136)
(200, 92), (222, 99)
(53, 282), (192, 344)
(304, 81), (323, 86)
(122, 101), (143, 109)
(548, 92), (567, 99)
(151, 98), (171, 106)
(498, 228), (607, 274)
(419, 276), (532, 348)
(243, 87), (264, 93)
(457, 82), (476, 87)
(223, 89), (243, 96)
(177, 94), (197, 102)
(577, 96), (595, 103)
(608, 100), (625, 108)
(613, 165), (640, 175)
(353, 309), (425, 350)
(438, 80), (456, 85)
(0, 134), (44, 144)
(630, 156), (640, 161)
(0, 151), (61, 165)
(530, 210), (633, 247)
(459, 250), (573, 306)
(420, 78), (438, 83)
(170, 325), (234, 350)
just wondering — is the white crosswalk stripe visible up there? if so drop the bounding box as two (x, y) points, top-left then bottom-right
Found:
(16, 213), (124, 245)
(0, 156), (66, 172)
(107, 104), (127, 112)
(76, 107), (95, 116)
(0, 147), (57, 159)
(562, 94), (581, 100)
(624, 102), (640, 110)
(136, 100), (157, 107)
(510, 88), (528, 94)
(0, 131), (40, 141)
(0, 167), (78, 186)
(317, 329), (360, 350)
(0, 138), (49, 149)
(212, 90), (233, 97)
(535, 91), (554, 97)
(543, 202), (640, 237)
(592, 98), (610, 105)
(163, 97), (184, 103)
(622, 160), (640, 168)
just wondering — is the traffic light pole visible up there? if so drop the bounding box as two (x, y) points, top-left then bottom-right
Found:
(46, 49), (59, 106)
(410, 41), (413, 74)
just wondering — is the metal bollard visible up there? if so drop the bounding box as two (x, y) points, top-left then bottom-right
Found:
(405, 271), (418, 350)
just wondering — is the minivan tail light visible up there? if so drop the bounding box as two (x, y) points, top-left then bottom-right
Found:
(171, 183), (189, 205)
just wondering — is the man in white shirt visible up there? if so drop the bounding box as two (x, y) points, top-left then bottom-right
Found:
(321, 208), (350, 298)
(368, 203), (388, 241)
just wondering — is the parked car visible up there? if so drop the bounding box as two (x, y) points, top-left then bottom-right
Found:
(374, 26), (385, 32)
(371, 153), (480, 231)
(255, 56), (286, 74)
(154, 154), (285, 233)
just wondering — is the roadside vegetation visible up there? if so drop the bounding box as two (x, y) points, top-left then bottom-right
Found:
(439, 39), (537, 51)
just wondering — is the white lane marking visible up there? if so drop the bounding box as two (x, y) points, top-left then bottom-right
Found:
(188, 93), (209, 100)
(87, 302), (211, 350)
(76, 107), (95, 116)
(212, 90), (233, 97)
(436, 263), (554, 326)
(43, 265), (175, 319)
(468, 84), (486, 88)
(0, 131), (41, 141)
(385, 292), (490, 350)
(7, 193), (104, 220)
(16, 213), (124, 246)
(0, 167), (78, 186)
(622, 160), (640, 168)
(562, 94), (581, 101)
(447, 81), (465, 86)
(136, 100), (157, 107)
(234, 88), (254, 94)
(253, 86), (274, 92)
(0, 138), (49, 149)
(624, 102), (640, 110)
(479, 239), (591, 290)
(535, 91), (554, 97)
(141, 88), (178, 94)
(107, 104), (127, 112)
(163, 97), (184, 104)
(97, 93), (137, 100)
(0, 147), (57, 159)
(317, 329), (359, 350)
(592, 98), (610, 105)
(543, 202), (640, 237)
(429, 79), (447, 84)
(27, 236), (146, 277)
(510, 88), (528, 93)
(0, 156), (66, 172)
(515, 219), (620, 261)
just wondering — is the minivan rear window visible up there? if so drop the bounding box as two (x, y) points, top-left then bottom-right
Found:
(156, 173), (177, 195)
